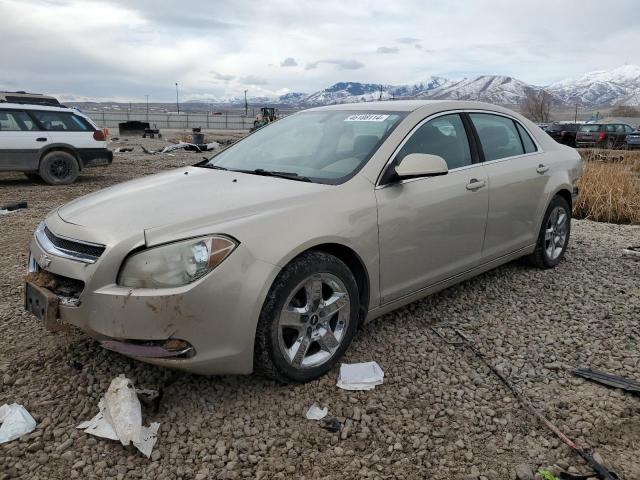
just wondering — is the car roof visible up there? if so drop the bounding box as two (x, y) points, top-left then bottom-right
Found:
(305, 99), (521, 115)
(0, 102), (75, 113)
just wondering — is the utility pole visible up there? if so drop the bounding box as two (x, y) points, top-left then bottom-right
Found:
(175, 82), (180, 114)
(379, 85), (383, 101)
(244, 89), (248, 117)
(145, 95), (149, 121)
(574, 103), (578, 124)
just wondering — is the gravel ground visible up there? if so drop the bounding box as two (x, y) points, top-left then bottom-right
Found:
(1, 136), (639, 480)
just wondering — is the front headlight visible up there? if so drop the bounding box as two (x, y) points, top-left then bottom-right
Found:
(118, 236), (237, 288)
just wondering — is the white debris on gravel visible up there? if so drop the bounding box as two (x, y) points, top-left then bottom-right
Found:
(77, 375), (159, 458)
(304, 403), (328, 420)
(0, 404), (36, 443)
(336, 361), (384, 391)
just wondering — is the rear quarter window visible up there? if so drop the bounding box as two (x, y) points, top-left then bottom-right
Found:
(515, 123), (537, 154)
(31, 111), (91, 132)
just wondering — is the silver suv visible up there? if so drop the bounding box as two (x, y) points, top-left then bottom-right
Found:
(25, 100), (581, 382)
(0, 96), (112, 184)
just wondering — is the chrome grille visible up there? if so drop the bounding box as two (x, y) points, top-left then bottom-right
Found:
(35, 222), (105, 264)
(43, 226), (105, 258)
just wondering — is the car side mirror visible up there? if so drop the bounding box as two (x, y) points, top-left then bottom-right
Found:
(394, 153), (448, 179)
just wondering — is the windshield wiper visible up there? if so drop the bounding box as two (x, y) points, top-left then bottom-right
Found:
(236, 168), (312, 182)
(197, 163), (229, 171)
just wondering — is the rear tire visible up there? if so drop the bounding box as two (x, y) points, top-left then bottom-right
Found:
(526, 195), (571, 269)
(254, 251), (360, 383)
(38, 151), (79, 185)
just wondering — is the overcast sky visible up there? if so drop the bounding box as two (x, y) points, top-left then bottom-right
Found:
(1, 0), (638, 102)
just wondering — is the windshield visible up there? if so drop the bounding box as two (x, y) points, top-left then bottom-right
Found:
(203, 110), (406, 184)
(579, 124), (601, 132)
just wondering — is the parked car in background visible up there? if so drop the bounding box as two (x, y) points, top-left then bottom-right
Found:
(624, 130), (640, 149)
(546, 123), (580, 147)
(25, 100), (582, 382)
(575, 123), (635, 149)
(0, 100), (112, 184)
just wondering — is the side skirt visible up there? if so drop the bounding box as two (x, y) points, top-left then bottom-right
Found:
(365, 244), (535, 323)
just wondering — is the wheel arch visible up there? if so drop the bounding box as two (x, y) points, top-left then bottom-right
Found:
(554, 187), (572, 210)
(39, 144), (82, 170)
(288, 242), (371, 325)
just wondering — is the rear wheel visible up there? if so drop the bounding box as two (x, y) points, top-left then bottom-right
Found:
(38, 151), (79, 185)
(254, 251), (360, 383)
(526, 195), (571, 269)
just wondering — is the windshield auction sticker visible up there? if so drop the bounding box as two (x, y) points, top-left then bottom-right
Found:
(344, 114), (390, 122)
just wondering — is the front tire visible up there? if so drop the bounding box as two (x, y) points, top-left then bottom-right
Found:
(526, 195), (571, 269)
(254, 251), (360, 383)
(39, 151), (79, 185)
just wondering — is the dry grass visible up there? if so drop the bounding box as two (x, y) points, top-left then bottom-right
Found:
(574, 149), (640, 225)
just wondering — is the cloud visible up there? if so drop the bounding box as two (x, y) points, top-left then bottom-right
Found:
(377, 46), (399, 54)
(2, 0), (640, 100)
(211, 71), (235, 81)
(280, 57), (298, 67)
(397, 37), (420, 44)
(240, 75), (268, 85)
(305, 59), (365, 71)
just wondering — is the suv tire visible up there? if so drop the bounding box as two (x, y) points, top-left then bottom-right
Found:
(526, 195), (571, 269)
(39, 151), (80, 185)
(254, 251), (360, 383)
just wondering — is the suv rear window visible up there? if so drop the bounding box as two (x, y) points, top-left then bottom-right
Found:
(579, 125), (601, 132)
(31, 111), (91, 131)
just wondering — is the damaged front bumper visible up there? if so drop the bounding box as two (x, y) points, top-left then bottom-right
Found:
(25, 220), (279, 375)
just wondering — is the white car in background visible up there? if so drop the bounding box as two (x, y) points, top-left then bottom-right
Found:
(0, 95), (112, 184)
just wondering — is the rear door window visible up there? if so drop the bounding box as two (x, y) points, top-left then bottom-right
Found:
(605, 125), (616, 133)
(515, 123), (537, 154)
(31, 111), (91, 131)
(469, 113), (525, 161)
(0, 110), (37, 131)
(396, 113), (472, 170)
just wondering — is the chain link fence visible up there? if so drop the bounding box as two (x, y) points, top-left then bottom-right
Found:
(83, 110), (256, 130)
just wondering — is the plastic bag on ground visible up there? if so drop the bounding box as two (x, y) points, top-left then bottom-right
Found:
(0, 403), (37, 443)
(305, 403), (328, 420)
(77, 375), (159, 457)
(336, 361), (384, 391)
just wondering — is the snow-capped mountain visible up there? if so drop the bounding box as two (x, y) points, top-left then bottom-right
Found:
(419, 75), (538, 104)
(548, 65), (640, 107)
(302, 77), (452, 105)
(278, 92), (308, 105)
(303, 82), (392, 105)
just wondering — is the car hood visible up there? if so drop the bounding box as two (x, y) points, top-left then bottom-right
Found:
(56, 166), (331, 244)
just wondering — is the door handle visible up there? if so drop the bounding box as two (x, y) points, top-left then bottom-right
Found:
(36, 137), (47, 142)
(465, 178), (486, 191)
(536, 164), (549, 174)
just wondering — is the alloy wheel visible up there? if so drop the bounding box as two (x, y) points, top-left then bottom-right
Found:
(277, 273), (350, 369)
(544, 206), (568, 260)
(49, 159), (71, 179)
